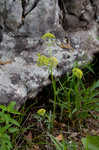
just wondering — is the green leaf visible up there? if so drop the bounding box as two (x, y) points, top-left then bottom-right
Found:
(78, 111), (89, 119)
(8, 127), (19, 133)
(82, 136), (99, 150)
(0, 136), (13, 150)
(6, 101), (20, 115)
(0, 105), (7, 112)
(7, 101), (16, 111)
(0, 112), (6, 123)
(0, 124), (11, 134)
(88, 92), (99, 99)
(91, 80), (99, 91)
(8, 109), (21, 115)
(4, 114), (12, 125)
(9, 118), (20, 127)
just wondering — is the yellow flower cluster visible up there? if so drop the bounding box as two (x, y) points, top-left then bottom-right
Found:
(37, 53), (58, 68)
(37, 53), (49, 66)
(37, 108), (46, 116)
(72, 68), (83, 79)
(41, 32), (56, 40)
(49, 57), (58, 67)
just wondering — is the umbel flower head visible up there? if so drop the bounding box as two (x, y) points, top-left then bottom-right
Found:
(37, 53), (49, 66)
(37, 108), (46, 116)
(41, 32), (56, 40)
(49, 56), (58, 67)
(72, 68), (83, 79)
(37, 53), (58, 68)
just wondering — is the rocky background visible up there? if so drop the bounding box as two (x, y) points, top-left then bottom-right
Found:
(0, 0), (99, 107)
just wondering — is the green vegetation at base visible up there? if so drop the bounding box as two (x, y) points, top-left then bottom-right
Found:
(0, 33), (98, 150)
(0, 101), (20, 150)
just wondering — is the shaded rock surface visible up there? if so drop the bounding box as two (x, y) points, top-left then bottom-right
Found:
(58, 0), (99, 31)
(0, 0), (99, 107)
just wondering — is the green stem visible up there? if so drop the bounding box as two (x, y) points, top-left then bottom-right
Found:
(51, 68), (56, 122)
(67, 89), (72, 118)
(75, 80), (80, 111)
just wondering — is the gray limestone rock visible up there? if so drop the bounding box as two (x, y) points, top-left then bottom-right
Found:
(0, 0), (22, 31)
(0, 0), (99, 108)
(59, 0), (99, 31)
(19, 0), (57, 36)
(5, 0), (22, 31)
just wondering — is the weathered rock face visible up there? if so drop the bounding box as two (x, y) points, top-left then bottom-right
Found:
(0, 0), (22, 31)
(0, 0), (59, 37)
(58, 0), (99, 32)
(20, 0), (56, 36)
(0, 0), (99, 107)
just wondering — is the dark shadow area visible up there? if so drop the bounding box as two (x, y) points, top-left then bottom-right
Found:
(92, 52), (99, 79)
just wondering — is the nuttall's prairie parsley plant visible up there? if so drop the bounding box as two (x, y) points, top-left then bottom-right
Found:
(72, 68), (83, 79)
(36, 109), (54, 132)
(37, 33), (58, 126)
(37, 32), (58, 70)
(37, 54), (58, 123)
(56, 65), (99, 121)
(37, 108), (46, 116)
(35, 109), (46, 129)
